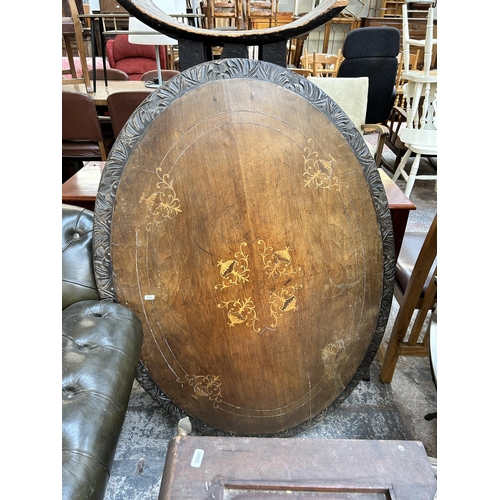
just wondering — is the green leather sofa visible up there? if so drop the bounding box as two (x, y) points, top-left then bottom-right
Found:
(62, 204), (143, 500)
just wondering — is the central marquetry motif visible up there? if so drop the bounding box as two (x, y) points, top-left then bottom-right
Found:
(215, 240), (303, 333)
(215, 242), (250, 290)
(95, 60), (393, 437)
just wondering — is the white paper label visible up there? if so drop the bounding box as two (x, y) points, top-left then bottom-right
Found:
(191, 449), (204, 468)
(144, 295), (155, 300)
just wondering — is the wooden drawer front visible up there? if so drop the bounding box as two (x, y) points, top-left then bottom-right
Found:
(360, 17), (436, 67)
(361, 17), (431, 41)
(361, 17), (402, 30)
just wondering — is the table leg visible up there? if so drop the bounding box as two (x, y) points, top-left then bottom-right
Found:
(91, 17), (97, 92)
(98, 17), (108, 87)
(390, 208), (410, 260)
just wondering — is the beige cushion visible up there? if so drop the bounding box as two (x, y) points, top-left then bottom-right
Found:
(308, 76), (369, 133)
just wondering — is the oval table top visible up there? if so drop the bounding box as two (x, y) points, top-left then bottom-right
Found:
(93, 59), (395, 436)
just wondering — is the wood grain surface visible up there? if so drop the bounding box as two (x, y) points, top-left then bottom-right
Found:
(94, 59), (395, 436)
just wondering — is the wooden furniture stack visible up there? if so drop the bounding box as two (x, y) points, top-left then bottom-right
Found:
(391, 0), (437, 197)
(62, 0), (92, 92)
(205, 0), (243, 29)
(361, 2), (437, 70)
(300, 50), (343, 76)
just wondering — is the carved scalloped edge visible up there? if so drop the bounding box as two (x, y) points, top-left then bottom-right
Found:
(94, 58), (395, 437)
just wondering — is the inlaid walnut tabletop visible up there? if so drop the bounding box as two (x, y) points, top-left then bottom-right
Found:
(93, 59), (395, 436)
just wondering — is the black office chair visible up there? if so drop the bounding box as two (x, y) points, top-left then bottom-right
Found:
(337, 27), (400, 125)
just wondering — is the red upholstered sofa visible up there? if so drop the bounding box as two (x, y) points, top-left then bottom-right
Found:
(106, 34), (167, 80)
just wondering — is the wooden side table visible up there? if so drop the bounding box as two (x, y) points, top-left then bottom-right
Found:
(158, 435), (437, 499)
(62, 161), (105, 211)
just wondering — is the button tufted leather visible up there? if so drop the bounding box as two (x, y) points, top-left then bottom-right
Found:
(62, 205), (143, 500)
(62, 204), (99, 310)
(62, 301), (143, 500)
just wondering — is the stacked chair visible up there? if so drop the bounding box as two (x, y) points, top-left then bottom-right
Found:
(390, 0), (438, 197)
(311, 26), (401, 167)
(379, 215), (437, 383)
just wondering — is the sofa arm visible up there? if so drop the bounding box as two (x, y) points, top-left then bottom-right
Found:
(62, 204), (99, 310)
(62, 300), (143, 500)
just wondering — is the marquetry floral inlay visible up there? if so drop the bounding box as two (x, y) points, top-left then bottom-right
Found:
(258, 240), (301, 279)
(303, 138), (339, 191)
(215, 242), (250, 290)
(177, 374), (223, 408)
(140, 167), (181, 231)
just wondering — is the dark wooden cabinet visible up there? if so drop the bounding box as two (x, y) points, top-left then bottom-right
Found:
(361, 15), (427, 40)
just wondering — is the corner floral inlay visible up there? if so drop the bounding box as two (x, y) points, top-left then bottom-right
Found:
(177, 374), (223, 408)
(303, 138), (339, 191)
(140, 167), (181, 231)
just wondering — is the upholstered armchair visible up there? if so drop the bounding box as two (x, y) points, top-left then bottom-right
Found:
(106, 34), (167, 80)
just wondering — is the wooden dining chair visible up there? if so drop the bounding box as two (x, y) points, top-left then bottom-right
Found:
(391, 2), (437, 198)
(86, 69), (130, 138)
(379, 214), (437, 383)
(89, 68), (130, 81)
(62, 91), (114, 162)
(300, 50), (342, 77)
(106, 91), (152, 138)
(246, 0), (278, 29)
(206, 0), (243, 29)
(141, 69), (180, 82)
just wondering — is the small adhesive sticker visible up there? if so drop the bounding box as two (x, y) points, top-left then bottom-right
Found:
(191, 449), (204, 468)
(144, 295), (155, 300)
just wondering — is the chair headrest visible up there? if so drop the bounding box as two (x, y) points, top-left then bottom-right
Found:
(342, 27), (400, 59)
